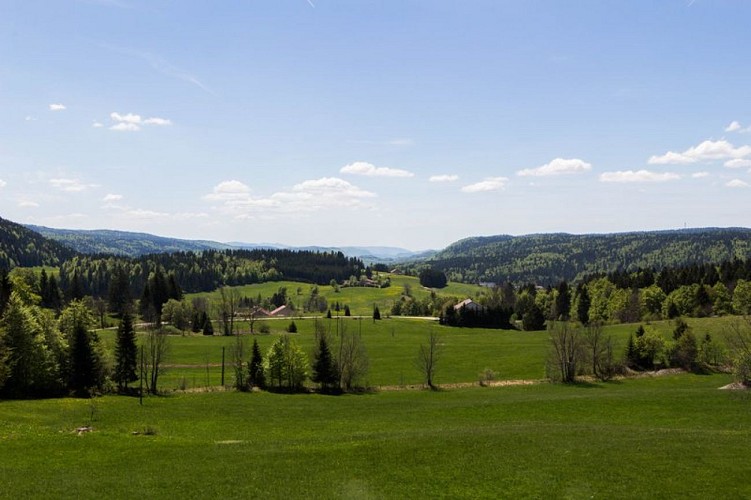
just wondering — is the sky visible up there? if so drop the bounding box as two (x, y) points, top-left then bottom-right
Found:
(1, 0), (751, 250)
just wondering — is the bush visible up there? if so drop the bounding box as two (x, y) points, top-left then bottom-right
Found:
(478, 368), (497, 386)
(258, 323), (271, 334)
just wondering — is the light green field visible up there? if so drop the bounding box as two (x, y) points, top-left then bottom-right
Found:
(1, 373), (749, 499)
(186, 274), (485, 316)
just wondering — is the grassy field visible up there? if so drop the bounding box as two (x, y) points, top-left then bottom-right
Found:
(1, 373), (749, 499)
(186, 274), (486, 317)
(94, 315), (744, 392)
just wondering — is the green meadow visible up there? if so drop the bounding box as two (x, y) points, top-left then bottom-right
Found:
(1, 373), (749, 499)
(187, 274), (485, 317)
(98, 315), (741, 392)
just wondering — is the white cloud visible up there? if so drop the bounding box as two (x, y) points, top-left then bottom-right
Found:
(648, 140), (751, 165)
(18, 200), (40, 208)
(726, 121), (742, 132)
(102, 193), (123, 202)
(110, 122), (140, 132)
(109, 111), (172, 131)
(49, 103), (66, 111)
(429, 174), (459, 183)
(726, 179), (749, 188)
(203, 180), (251, 201)
(92, 122), (104, 128)
(725, 121), (751, 133)
(691, 172), (709, 179)
(144, 117), (172, 126)
(25, 116), (37, 121)
(461, 177), (509, 193)
(49, 178), (99, 192)
(111, 112), (141, 124)
(340, 161), (414, 178)
(599, 170), (681, 183)
(724, 158), (751, 169)
(0, 179), (6, 188)
(205, 177), (376, 218)
(517, 158), (592, 177)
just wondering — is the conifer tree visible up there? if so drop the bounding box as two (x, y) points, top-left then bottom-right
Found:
(312, 334), (338, 392)
(248, 338), (265, 388)
(114, 311), (138, 392)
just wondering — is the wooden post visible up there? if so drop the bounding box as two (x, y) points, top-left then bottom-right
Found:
(221, 346), (225, 387)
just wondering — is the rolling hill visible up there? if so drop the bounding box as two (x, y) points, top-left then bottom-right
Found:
(411, 228), (751, 285)
(0, 217), (76, 269)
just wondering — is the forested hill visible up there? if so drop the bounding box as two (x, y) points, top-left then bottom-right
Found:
(417, 228), (751, 285)
(0, 217), (76, 269)
(26, 225), (231, 257)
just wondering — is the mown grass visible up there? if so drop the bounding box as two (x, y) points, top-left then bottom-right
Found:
(1, 373), (749, 499)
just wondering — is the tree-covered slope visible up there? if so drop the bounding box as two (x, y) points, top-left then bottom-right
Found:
(418, 228), (751, 285)
(0, 217), (76, 269)
(26, 225), (232, 257)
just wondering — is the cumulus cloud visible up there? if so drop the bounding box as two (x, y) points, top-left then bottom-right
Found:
(92, 121), (104, 128)
(691, 172), (709, 179)
(110, 122), (140, 132)
(340, 161), (414, 178)
(429, 174), (459, 183)
(203, 180), (252, 201)
(599, 170), (681, 183)
(102, 193), (123, 202)
(725, 121), (751, 133)
(49, 103), (66, 111)
(205, 177), (376, 218)
(109, 111), (172, 131)
(49, 178), (99, 192)
(726, 179), (749, 188)
(726, 121), (742, 132)
(18, 200), (40, 208)
(0, 179), (6, 188)
(517, 158), (592, 177)
(648, 140), (751, 165)
(461, 177), (509, 193)
(724, 159), (751, 169)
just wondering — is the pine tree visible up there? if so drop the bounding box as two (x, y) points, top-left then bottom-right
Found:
(576, 284), (590, 325)
(201, 312), (214, 336)
(248, 338), (265, 389)
(114, 312), (138, 392)
(373, 305), (381, 321)
(312, 334), (338, 392)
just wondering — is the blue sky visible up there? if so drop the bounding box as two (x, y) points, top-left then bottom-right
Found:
(1, 0), (751, 250)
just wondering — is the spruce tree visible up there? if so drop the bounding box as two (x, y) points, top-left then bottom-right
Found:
(201, 312), (214, 336)
(114, 312), (138, 392)
(312, 334), (338, 392)
(248, 339), (265, 389)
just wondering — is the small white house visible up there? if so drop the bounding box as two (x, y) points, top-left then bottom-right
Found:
(454, 298), (482, 312)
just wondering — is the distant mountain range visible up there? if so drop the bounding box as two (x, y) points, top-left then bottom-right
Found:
(4, 217), (751, 285)
(24, 224), (431, 263)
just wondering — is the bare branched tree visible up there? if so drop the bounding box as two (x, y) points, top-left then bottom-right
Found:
(416, 331), (442, 389)
(583, 322), (618, 381)
(337, 321), (369, 391)
(145, 327), (169, 394)
(547, 322), (584, 383)
(217, 286), (241, 336)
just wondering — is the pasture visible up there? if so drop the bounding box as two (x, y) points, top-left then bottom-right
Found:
(1, 373), (749, 498)
(96, 315), (744, 392)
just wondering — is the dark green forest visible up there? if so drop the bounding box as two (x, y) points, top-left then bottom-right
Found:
(0, 217), (76, 269)
(412, 229), (751, 285)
